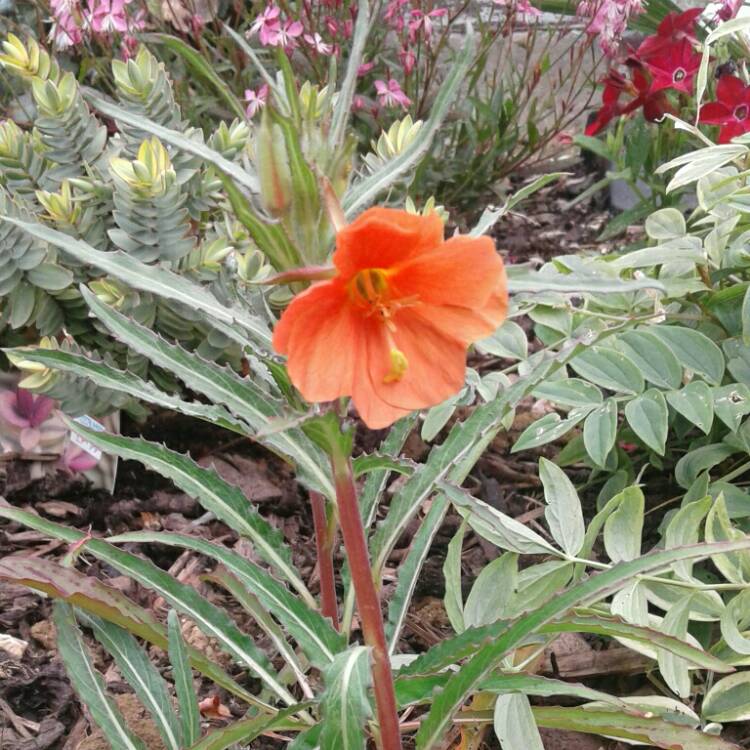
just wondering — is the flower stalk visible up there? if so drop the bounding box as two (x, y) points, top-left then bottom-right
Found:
(309, 490), (339, 630)
(329, 447), (402, 750)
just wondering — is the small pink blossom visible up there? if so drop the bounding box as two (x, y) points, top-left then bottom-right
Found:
(494, 0), (542, 16)
(273, 19), (304, 49)
(577, 0), (643, 56)
(249, 4), (282, 45)
(304, 32), (333, 54)
(244, 84), (269, 117)
(716, 0), (742, 21)
(87, 0), (130, 33)
(357, 61), (375, 77)
(352, 95), (367, 111)
(50, 11), (84, 48)
(374, 78), (411, 109)
(408, 8), (448, 42)
(400, 48), (416, 75)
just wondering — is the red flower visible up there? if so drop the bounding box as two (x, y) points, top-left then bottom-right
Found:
(699, 75), (750, 143)
(272, 208), (508, 429)
(636, 8), (701, 60)
(585, 65), (670, 135)
(643, 38), (700, 94)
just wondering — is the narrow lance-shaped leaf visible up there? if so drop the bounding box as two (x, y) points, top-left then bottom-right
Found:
(81, 613), (182, 750)
(77, 288), (333, 498)
(62, 420), (316, 605)
(54, 602), (146, 750)
(414, 539), (750, 749)
(168, 611), (201, 747)
(319, 646), (372, 750)
(0, 540), (264, 708)
(109, 530), (345, 667)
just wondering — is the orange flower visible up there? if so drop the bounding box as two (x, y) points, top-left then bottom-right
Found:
(272, 207), (508, 429)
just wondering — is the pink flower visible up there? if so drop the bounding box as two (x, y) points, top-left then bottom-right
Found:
(50, 12), (84, 48)
(87, 0), (130, 33)
(577, 0), (644, 56)
(716, 0), (741, 21)
(0, 389), (57, 452)
(244, 84), (269, 117)
(274, 19), (304, 49)
(304, 32), (333, 54)
(357, 61), (375, 77)
(374, 78), (411, 109)
(249, 4), (282, 46)
(352, 95), (367, 111)
(400, 48), (416, 75)
(516, 0), (542, 17)
(408, 8), (447, 43)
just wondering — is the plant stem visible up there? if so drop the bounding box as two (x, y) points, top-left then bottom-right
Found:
(310, 491), (340, 630)
(330, 450), (403, 750)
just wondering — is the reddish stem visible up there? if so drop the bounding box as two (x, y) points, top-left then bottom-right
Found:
(310, 491), (339, 631)
(330, 451), (403, 750)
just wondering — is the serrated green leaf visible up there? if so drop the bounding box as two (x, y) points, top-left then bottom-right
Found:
(78, 288), (332, 498)
(54, 603), (146, 750)
(110, 530), (344, 667)
(444, 482), (560, 556)
(82, 614), (181, 750)
(62, 421), (313, 605)
(168, 611), (200, 747)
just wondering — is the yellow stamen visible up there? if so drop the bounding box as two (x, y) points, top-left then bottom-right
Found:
(349, 268), (389, 306)
(384, 348), (408, 383)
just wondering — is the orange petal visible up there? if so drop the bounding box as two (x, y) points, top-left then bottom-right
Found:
(362, 309), (467, 413)
(333, 207), (444, 279)
(272, 280), (361, 403)
(392, 235), (504, 309)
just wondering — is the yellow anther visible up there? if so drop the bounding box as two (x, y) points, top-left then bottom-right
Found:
(384, 348), (408, 383)
(350, 268), (389, 306)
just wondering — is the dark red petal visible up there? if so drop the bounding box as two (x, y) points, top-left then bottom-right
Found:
(716, 75), (748, 107)
(718, 120), (748, 143)
(699, 101), (733, 125)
